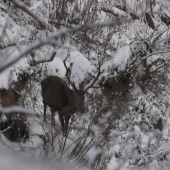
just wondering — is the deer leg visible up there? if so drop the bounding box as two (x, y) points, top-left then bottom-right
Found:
(64, 115), (71, 136)
(43, 102), (47, 122)
(59, 114), (65, 135)
(51, 111), (55, 127)
(51, 111), (55, 149)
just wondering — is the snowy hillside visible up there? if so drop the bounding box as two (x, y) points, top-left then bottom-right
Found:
(1, 0), (170, 170)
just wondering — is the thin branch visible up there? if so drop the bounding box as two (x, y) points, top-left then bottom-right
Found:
(85, 62), (103, 92)
(152, 26), (170, 43)
(0, 122), (14, 133)
(134, 50), (170, 70)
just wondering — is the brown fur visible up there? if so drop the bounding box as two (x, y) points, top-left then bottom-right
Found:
(0, 89), (20, 107)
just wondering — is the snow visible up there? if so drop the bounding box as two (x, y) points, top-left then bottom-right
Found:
(132, 83), (144, 99)
(1, 1), (170, 170)
(108, 156), (120, 170)
(33, 50), (53, 62)
(0, 106), (36, 116)
(55, 44), (95, 88)
(72, 12), (82, 20)
(112, 6), (128, 18)
(0, 46), (29, 88)
(0, 141), (77, 170)
(86, 146), (102, 167)
(90, 125), (100, 143)
(101, 45), (131, 73)
(48, 57), (66, 78)
(1, 114), (7, 122)
(30, 0), (44, 10)
(0, 14), (21, 46)
(0, 3), (7, 10)
(29, 121), (46, 136)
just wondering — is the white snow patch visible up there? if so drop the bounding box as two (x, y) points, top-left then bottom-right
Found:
(0, 46), (29, 88)
(29, 122), (46, 136)
(55, 44), (95, 87)
(101, 45), (131, 73)
(1, 114), (7, 122)
(86, 146), (102, 167)
(47, 57), (66, 78)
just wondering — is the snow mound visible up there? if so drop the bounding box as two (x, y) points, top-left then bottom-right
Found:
(56, 44), (95, 87)
(101, 45), (131, 74)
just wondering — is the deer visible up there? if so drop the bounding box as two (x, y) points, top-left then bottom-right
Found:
(41, 59), (102, 136)
(0, 89), (29, 142)
(41, 75), (85, 136)
(0, 89), (20, 107)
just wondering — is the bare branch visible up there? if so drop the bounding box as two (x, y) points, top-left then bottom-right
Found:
(63, 55), (77, 90)
(84, 62), (103, 92)
(0, 122), (14, 133)
(134, 50), (170, 70)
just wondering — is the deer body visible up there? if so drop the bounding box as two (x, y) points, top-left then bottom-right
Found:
(41, 76), (85, 136)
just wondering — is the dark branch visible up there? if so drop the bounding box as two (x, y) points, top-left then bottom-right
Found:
(85, 62), (103, 92)
(63, 56), (77, 90)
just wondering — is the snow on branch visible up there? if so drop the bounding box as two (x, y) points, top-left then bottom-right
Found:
(0, 106), (36, 116)
(101, 6), (127, 18)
